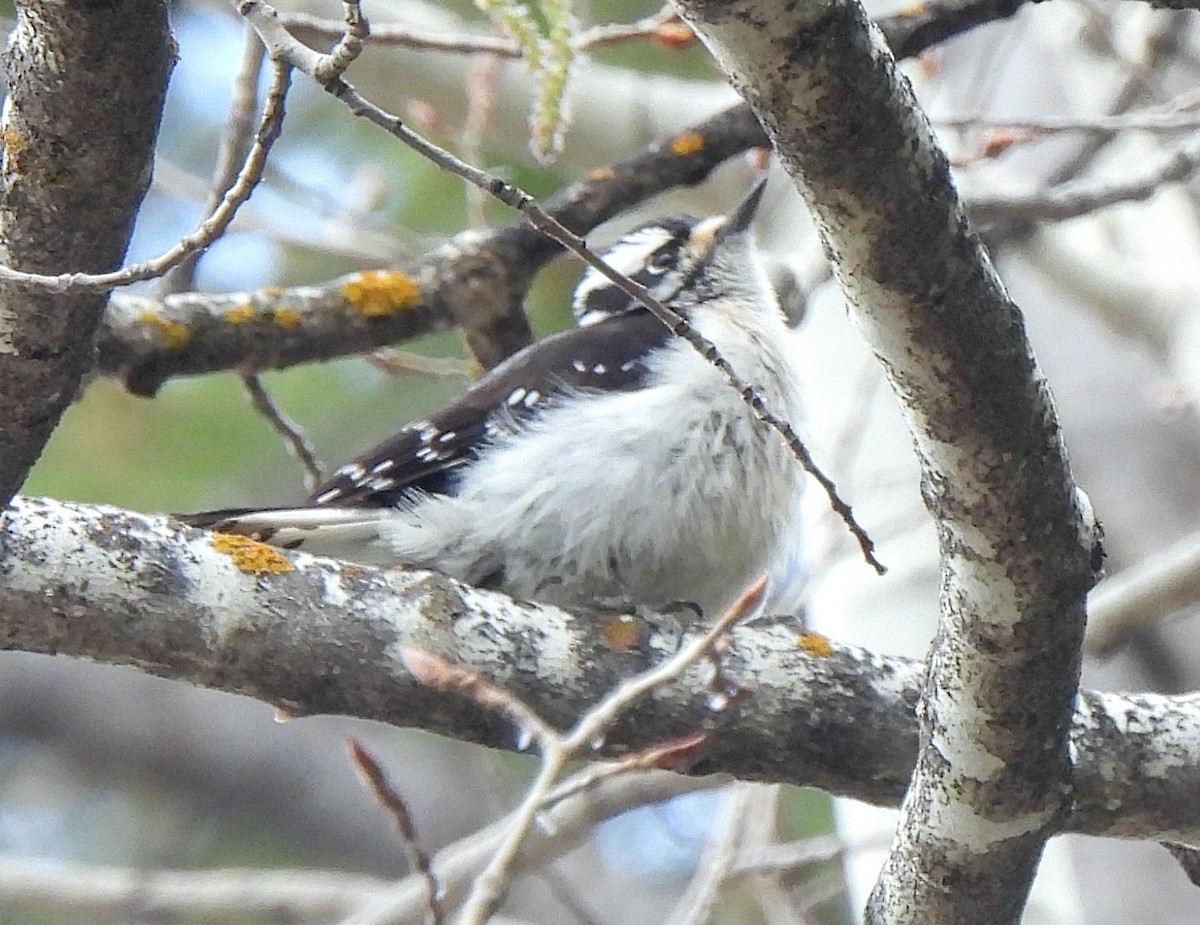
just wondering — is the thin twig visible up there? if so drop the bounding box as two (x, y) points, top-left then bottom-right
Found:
(461, 51), (502, 228)
(278, 5), (684, 56)
(664, 785), (752, 925)
(729, 834), (846, 877)
(313, 1), (368, 83)
(538, 733), (709, 809)
(398, 647), (558, 752)
(450, 579), (765, 925)
(971, 133), (1200, 224)
(0, 60), (291, 291)
(240, 373), (324, 491)
(346, 738), (444, 925)
(565, 578), (766, 754)
(1085, 528), (1200, 656)
(160, 23), (266, 295)
(574, 6), (684, 50)
(364, 350), (474, 379)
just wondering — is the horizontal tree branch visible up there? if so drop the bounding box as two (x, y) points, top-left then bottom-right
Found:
(0, 496), (1196, 843)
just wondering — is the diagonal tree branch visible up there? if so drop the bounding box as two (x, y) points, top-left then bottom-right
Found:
(96, 103), (766, 394)
(671, 0), (1103, 922)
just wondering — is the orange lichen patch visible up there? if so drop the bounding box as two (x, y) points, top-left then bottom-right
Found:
(670, 133), (704, 157)
(586, 167), (617, 182)
(600, 613), (645, 651)
(797, 632), (834, 658)
(223, 302), (256, 325)
(342, 271), (421, 317)
(137, 312), (190, 349)
(272, 305), (302, 328)
(651, 22), (697, 49)
(4, 130), (27, 171)
(211, 533), (294, 575)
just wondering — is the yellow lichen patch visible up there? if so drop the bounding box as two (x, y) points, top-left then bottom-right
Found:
(4, 130), (27, 171)
(211, 533), (294, 575)
(223, 302), (256, 325)
(586, 167), (617, 182)
(600, 613), (645, 652)
(272, 305), (302, 328)
(137, 311), (190, 349)
(670, 133), (704, 157)
(342, 271), (421, 318)
(797, 632), (834, 658)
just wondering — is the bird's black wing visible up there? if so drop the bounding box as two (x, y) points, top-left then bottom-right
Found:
(308, 310), (672, 507)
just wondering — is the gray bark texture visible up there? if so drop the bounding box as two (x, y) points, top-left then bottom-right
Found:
(0, 0), (174, 503)
(670, 0), (1102, 922)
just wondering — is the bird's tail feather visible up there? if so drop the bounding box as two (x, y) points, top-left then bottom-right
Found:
(176, 507), (397, 566)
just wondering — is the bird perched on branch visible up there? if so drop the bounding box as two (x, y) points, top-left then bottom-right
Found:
(185, 181), (805, 619)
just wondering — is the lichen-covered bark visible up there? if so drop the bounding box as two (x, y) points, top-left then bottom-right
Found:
(0, 0), (174, 502)
(0, 496), (1198, 843)
(671, 0), (1100, 922)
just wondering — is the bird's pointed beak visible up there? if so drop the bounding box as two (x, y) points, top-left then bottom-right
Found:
(719, 177), (768, 240)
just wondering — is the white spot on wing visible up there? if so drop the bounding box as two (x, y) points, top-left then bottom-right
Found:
(314, 488), (341, 503)
(371, 459), (394, 474)
(507, 387), (527, 407)
(523, 390), (540, 408)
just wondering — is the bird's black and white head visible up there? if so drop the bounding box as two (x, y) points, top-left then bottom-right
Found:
(572, 179), (772, 325)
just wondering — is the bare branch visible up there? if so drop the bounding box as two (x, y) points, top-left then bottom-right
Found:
(971, 133), (1200, 224)
(0, 497), (1198, 844)
(1086, 529), (1200, 656)
(160, 23), (266, 295)
(665, 785), (753, 925)
(0, 771), (715, 924)
(241, 373), (325, 491)
(347, 738), (444, 925)
(0, 60), (291, 292)
(454, 581), (765, 925)
(96, 103), (768, 393)
(88, 0), (1031, 396)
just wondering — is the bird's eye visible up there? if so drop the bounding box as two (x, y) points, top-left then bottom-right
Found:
(647, 248), (675, 272)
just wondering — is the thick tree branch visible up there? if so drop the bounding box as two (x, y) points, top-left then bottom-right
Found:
(0, 0), (173, 499)
(0, 497), (1196, 845)
(96, 103), (766, 393)
(671, 0), (1101, 922)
